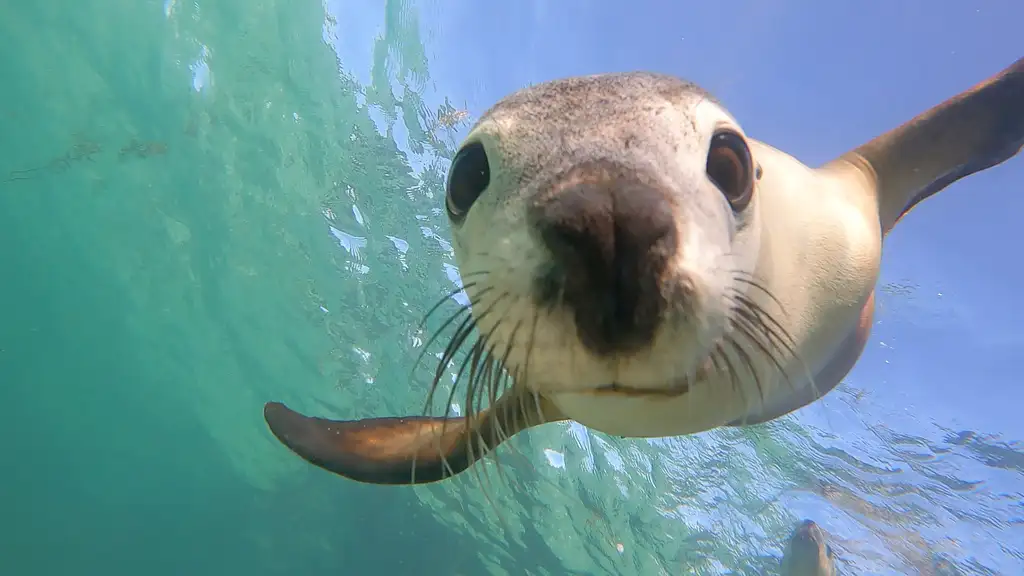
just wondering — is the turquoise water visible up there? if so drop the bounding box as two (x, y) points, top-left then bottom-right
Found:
(1, 1), (1021, 575)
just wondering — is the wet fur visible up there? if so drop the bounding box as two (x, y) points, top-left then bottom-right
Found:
(781, 520), (837, 576)
(264, 58), (1023, 486)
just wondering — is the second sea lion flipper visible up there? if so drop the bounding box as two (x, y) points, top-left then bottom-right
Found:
(263, 390), (566, 485)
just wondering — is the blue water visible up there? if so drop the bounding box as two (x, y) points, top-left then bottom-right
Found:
(1, 0), (1021, 574)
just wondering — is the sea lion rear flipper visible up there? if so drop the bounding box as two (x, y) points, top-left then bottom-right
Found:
(832, 56), (1024, 235)
(264, 390), (565, 485)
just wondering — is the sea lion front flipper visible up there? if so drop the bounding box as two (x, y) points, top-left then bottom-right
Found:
(831, 56), (1024, 236)
(264, 390), (566, 485)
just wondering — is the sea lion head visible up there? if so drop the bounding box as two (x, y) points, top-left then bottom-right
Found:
(444, 72), (770, 436)
(781, 520), (838, 576)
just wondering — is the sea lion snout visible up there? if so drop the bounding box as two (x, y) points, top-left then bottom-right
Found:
(781, 520), (836, 576)
(528, 161), (678, 356)
(791, 519), (828, 547)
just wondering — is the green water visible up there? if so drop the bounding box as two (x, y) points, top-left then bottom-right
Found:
(0, 1), (826, 575)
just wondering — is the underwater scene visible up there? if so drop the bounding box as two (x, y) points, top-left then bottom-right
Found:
(1, 0), (1022, 574)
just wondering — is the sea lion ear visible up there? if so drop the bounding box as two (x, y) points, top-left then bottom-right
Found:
(263, 402), (473, 484)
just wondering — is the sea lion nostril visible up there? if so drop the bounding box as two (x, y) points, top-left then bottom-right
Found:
(529, 166), (678, 356)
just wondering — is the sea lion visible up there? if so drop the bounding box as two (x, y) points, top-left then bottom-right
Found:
(781, 520), (838, 576)
(264, 57), (1024, 485)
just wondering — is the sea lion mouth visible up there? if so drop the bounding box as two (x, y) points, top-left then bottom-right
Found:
(591, 381), (691, 398)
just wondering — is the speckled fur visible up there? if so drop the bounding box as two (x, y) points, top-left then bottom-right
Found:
(448, 60), (1023, 437)
(261, 60), (1024, 486)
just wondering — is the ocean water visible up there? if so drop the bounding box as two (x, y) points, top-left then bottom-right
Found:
(1, 1), (1021, 575)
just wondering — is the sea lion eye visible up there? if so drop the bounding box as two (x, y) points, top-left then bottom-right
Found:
(445, 141), (490, 222)
(706, 129), (754, 211)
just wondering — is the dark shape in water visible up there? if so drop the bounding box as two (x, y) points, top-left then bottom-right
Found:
(781, 520), (837, 576)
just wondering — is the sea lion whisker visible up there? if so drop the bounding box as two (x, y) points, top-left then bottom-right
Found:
(423, 290), (511, 408)
(728, 328), (765, 406)
(707, 342), (728, 388)
(416, 328), (481, 484)
(414, 267), (495, 337)
(721, 342), (748, 418)
(421, 307), (477, 417)
(731, 291), (815, 394)
(417, 279), (481, 329)
(716, 336), (749, 422)
(456, 293), (511, 408)
(469, 338), (497, 455)
(439, 331), (494, 482)
(730, 290), (799, 356)
(431, 290), (520, 501)
(410, 286), (495, 382)
(523, 306), (541, 389)
(727, 291), (797, 376)
(431, 346), (481, 484)
(423, 288), (509, 432)
(431, 303), (493, 413)
(730, 303), (792, 390)
(731, 272), (787, 315)
(458, 351), (514, 532)
(411, 306), (469, 385)
(488, 315), (525, 446)
(522, 306), (545, 435)
(719, 336), (752, 423)
(457, 267), (494, 280)
(489, 316), (521, 407)
(462, 338), (493, 492)
(415, 306), (487, 484)
(724, 285), (788, 337)
(467, 314), (554, 495)
(481, 313), (537, 496)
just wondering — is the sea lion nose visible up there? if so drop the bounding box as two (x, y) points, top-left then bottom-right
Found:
(529, 168), (678, 356)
